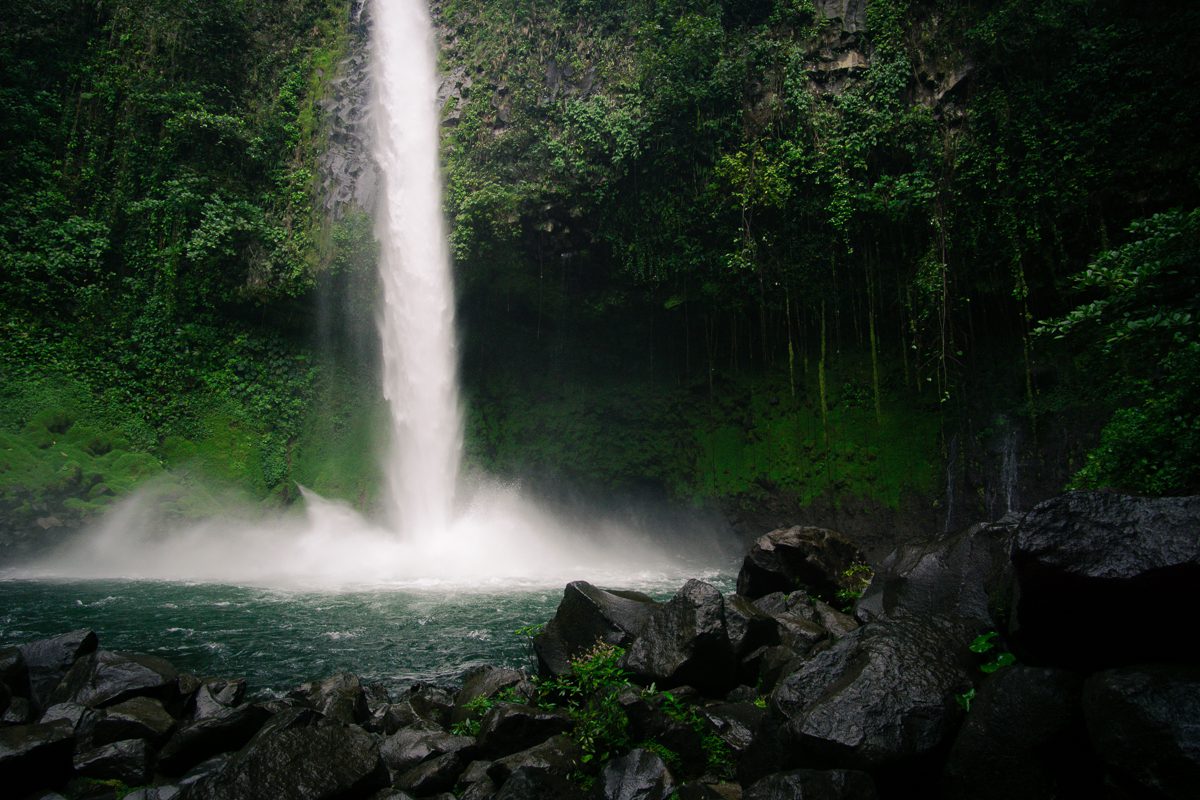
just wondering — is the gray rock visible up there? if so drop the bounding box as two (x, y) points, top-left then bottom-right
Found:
(702, 702), (767, 754)
(19, 629), (98, 709)
(3, 694), (32, 724)
(856, 521), (1015, 626)
(745, 768), (877, 800)
(181, 724), (387, 800)
(79, 695), (176, 748)
(740, 645), (802, 694)
(1083, 664), (1200, 800)
(288, 673), (368, 725)
(773, 612), (828, 654)
(51, 649), (178, 708)
(599, 748), (675, 800)
(487, 734), (579, 784)
(624, 580), (736, 695)
(38, 701), (87, 729)
(814, 1), (869, 34)
(192, 679), (246, 720)
(494, 765), (579, 800)
(159, 702), (271, 775)
(477, 703), (572, 758)
(74, 738), (153, 784)
(459, 776), (496, 800)
(0, 719), (75, 796)
(381, 724), (475, 773)
(126, 787), (182, 800)
(738, 527), (865, 603)
(395, 750), (468, 795)
(812, 601), (858, 638)
(724, 594), (779, 657)
(1012, 492), (1200, 665)
(772, 616), (971, 770)
(534, 582), (657, 676)
(0, 647), (29, 698)
(453, 666), (527, 723)
(943, 666), (1090, 800)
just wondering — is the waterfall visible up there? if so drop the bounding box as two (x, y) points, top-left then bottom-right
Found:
(1000, 424), (1019, 515)
(370, 0), (462, 538)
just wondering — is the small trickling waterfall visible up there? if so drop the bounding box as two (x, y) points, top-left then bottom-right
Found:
(942, 434), (959, 535)
(370, 0), (462, 539)
(999, 424), (1019, 515)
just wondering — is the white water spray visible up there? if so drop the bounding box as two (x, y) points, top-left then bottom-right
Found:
(372, 0), (462, 538)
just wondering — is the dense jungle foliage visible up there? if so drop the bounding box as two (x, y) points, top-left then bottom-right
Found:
(1, 0), (1197, 538)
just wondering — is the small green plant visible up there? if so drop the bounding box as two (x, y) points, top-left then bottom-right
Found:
(835, 562), (874, 609)
(539, 642), (633, 769)
(956, 630), (1018, 712)
(658, 691), (734, 779)
(516, 622), (545, 671)
(450, 693), (497, 736)
(753, 695), (767, 709)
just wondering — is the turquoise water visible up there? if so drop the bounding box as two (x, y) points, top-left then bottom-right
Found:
(0, 574), (734, 697)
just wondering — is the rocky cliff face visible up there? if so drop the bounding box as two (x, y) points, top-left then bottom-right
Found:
(318, 0), (376, 220)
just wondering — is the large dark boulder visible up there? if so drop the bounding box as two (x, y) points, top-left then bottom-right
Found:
(181, 724), (388, 800)
(381, 724), (475, 773)
(191, 680), (246, 721)
(942, 666), (1096, 800)
(772, 616), (972, 771)
(487, 734), (580, 784)
(856, 521), (1016, 626)
(158, 703), (272, 775)
(477, 703), (572, 758)
(1083, 664), (1200, 799)
(723, 594), (779, 657)
(78, 695), (176, 748)
(598, 748), (675, 800)
(51, 649), (179, 708)
(745, 768), (878, 800)
(74, 738), (153, 785)
(19, 629), (98, 710)
(1012, 492), (1200, 666)
(534, 582), (657, 677)
(737, 527), (866, 602)
(0, 647), (30, 700)
(452, 666), (527, 724)
(623, 580), (736, 695)
(395, 750), (469, 795)
(372, 683), (455, 733)
(289, 673), (369, 726)
(0, 719), (75, 796)
(494, 764), (582, 800)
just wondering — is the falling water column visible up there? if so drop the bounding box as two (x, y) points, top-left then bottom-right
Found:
(370, 0), (463, 539)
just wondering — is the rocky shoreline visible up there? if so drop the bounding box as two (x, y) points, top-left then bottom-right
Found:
(2, 491), (1198, 799)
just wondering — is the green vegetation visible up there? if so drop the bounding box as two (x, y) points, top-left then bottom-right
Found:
(957, 630), (1018, 711)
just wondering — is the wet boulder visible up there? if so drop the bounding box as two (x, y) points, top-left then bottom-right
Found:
(158, 703), (271, 775)
(181, 724), (388, 800)
(452, 666), (527, 724)
(191, 679), (246, 721)
(395, 749), (471, 796)
(598, 748), (675, 800)
(381, 724), (475, 773)
(737, 527), (866, 602)
(1083, 664), (1200, 799)
(744, 768), (878, 800)
(477, 703), (572, 758)
(487, 734), (580, 784)
(772, 616), (972, 770)
(494, 765), (581, 800)
(855, 522), (1016, 626)
(624, 580), (736, 695)
(74, 738), (153, 785)
(702, 702), (767, 756)
(0, 647), (29, 700)
(79, 695), (176, 748)
(943, 666), (1092, 800)
(3, 694), (32, 724)
(0, 719), (75, 796)
(723, 594), (779, 657)
(534, 582), (657, 677)
(19, 629), (98, 710)
(1012, 492), (1200, 666)
(289, 673), (369, 725)
(52, 649), (179, 708)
